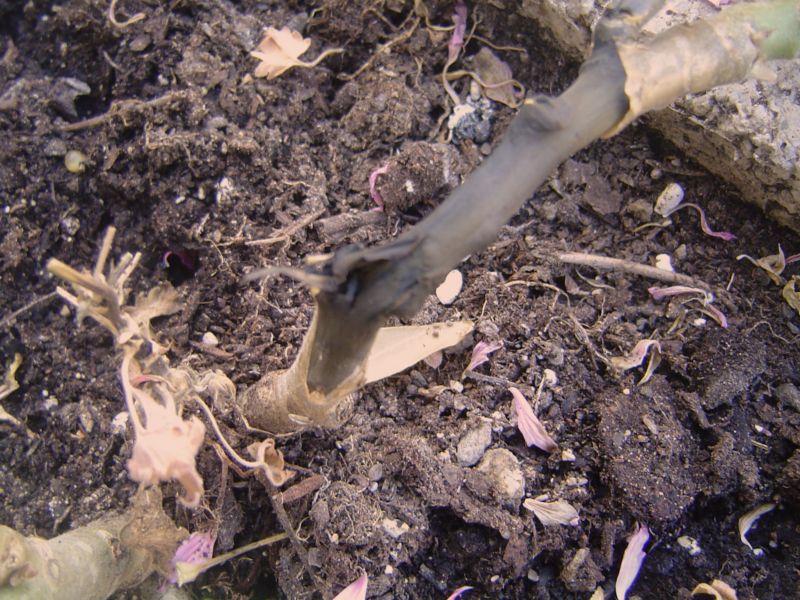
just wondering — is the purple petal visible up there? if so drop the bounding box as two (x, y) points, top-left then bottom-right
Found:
(615, 524), (650, 600)
(448, 1), (468, 63)
(368, 165), (389, 211)
(466, 341), (502, 371)
(170, 532), (216, 583)
(701, 304), (728, 328)
(510, 387), (557, 452)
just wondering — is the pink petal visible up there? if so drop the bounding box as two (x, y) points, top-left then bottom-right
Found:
(615, 524), (650, 600)
(170, 532), (216, 584)
(446, 586), (474, 600)
(333, 574), (368, 600)
(368, 165), (389, 211)
(701, 303), (729, 328)
(698, 209), (736, 241)
(448, 1), (468, 63)
(510, 387), (557, 452)
(466, 341), (502, 371)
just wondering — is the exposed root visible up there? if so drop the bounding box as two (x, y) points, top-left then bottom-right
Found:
(60, 90), (193, 132)
(558, 251), (709, 288)
(108, 0), (146, 29)
(338, 16), (420, 81)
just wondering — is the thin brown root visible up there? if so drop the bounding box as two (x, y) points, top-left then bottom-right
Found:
(108, 0), (146, 28)
(339, 17), (420, 81)
(558, 252), (708, 288)
(470, 35), (528, 54)
(505, 280), (569, 310)
(0, 292), (58, 330)
(256, 471), (331, 598)
(60, 90), (192, 132)
(245, 208), (325, 247)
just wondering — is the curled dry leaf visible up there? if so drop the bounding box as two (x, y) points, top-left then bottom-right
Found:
(364, 321), (473, 384)
(691, 579), (737, 600)
(610, 339), (661, 384)
(247, 438), (294, 486)
(738, 502), (775, 556)
(523, 496), (580, 526)
(251, 27), (343, 80)
(783, 276), (800, 316)
(615, 524), (650, 600)
(368, 164), (389, 211)
(510, 387), (557, 452)
(737, 246), (786, 285)
(333, 573), (368, 600)
(436, 269), (464, 305)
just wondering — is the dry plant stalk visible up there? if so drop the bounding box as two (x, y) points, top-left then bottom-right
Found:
(241, 0), (800, 434)
(0, 488), (185, 600)
(47, 228), (291, 506)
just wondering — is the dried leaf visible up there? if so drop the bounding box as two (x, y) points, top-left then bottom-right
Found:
(654, 182), (684, 216)
(510, 387), (557, 452)
(782, 276), (800, 316)
(738, 503), (775, 556)
(692, 579), (737, 600)
(523, 497), (580, 526)
(615, 524), (649, 600)
(465, 340), (503, 372)
(436, 270), (464, 305)
(737, 246), (786, 285)
(648, 285), (710, 302)
(333, 574), (368, 600)
(472, 47), (520, 107)
(247, 438), (294, 486)
(610, 339), (660, 370)
(364, 321), (473, 384)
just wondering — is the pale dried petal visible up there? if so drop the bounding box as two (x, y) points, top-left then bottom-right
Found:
(247, 438), (294, 486)
(654, 182), (684, 216)
(436, 270), (463, 305)
(615, 524), (650, 600)
(648, 285), (708, 301)
(446, 586), (474, 600)
(665, 203), (736, 241)
(523, 497), (580, 526)
(126, 396), (206, 508)
(610, 340), (661, 372)
(466, 340), (503, 372)
(692, 580), (737, 600)
(447, 1), (467, 63)
(368, 165), (389, 211)
(251, 27), (311, 79)
(738, 503), (775, 556)
(423, 350), (443, 369)
(473, 47), (520, 107)
(510, 387), (557, 452)
(365, 321), (473, 383)
(333, 574), (368, 600)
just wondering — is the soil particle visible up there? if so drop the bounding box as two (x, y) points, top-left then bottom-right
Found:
(476, 448), (526, 509)
(456, 417), (493, 466)
(560, 547), (604, 593)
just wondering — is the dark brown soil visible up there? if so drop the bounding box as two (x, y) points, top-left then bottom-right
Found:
(2, 1), (799, 599)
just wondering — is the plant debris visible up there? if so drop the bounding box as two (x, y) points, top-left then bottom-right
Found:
(738, 502), (775, 556)
(615, 524), (650, 600)
(510, 387), (557, 452)
(523, 496), (581, 527)
(251, 27), (343, 80)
